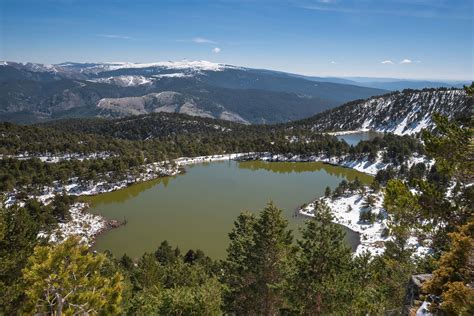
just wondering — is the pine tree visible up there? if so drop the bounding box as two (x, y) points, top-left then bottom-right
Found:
(360, 194), (377, 223)
(370, 179), (380, 192)
(223, 211), (257, 313)
(422, 113), (472, 183)
(363, 194), (376, 210)
(154, 240), (180, 264)
(349, 252), (390, 314)
(420, 110), (472, 249)
(290, 202), (354, 315)
(251, 202), (293, 314)
(224, 203), (293, 314)
(422, 220), (474, 315)
(129, 256), (223, 315)
(324, 186), (331, 198)
(50, 192), (73, 222)
(384, 179), (420, 229)
(0, 203), (40, 313)
(22, 237), (123, 315)
(158, 277), (223, 315)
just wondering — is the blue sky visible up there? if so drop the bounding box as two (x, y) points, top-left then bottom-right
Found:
(1, 0), (472, 80)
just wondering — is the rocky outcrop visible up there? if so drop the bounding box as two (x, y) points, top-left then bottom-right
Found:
(404, 274), (432, 315)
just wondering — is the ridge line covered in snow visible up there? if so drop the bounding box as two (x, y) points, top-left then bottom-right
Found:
(98, 60), (239, 71)
(305, 89), (469, 136)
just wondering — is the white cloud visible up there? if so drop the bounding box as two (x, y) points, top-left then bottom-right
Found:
(381, 60), (394, 64)
(212, 47), (221, 54)
(330, 61), (337, 64)
(192, 37), (217, 44)
(97, 34), (132, 40)
(400, 59), (412, 64)
(299, 2), (472, 19)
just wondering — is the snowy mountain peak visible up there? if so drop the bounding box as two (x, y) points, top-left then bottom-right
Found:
(97, 60), (238, 72)
(1, 60), (240, 75)
(55, 60), (239, 74)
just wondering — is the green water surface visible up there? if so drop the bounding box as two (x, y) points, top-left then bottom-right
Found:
(85, 160), (372, 259)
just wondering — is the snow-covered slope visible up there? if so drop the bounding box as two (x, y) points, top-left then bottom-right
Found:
(88, 75), (153, 87)
(40, 60), (238, 75)
(295, 88), (470, 135)
(95, 60), (237, 71)
(0, 60), (239, 80)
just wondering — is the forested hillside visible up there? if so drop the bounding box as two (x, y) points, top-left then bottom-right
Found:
(2, 0), (472, 313)
(0, 61), (386, 124)
(291, 88), (470, 135)
(38, 113), (240, 140)
(1, 114), (427, 193)
(1, 112), (472, 314)
(1, 84), (472, 315)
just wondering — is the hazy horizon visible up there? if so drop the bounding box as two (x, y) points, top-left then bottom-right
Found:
(2, 58), (472, 83)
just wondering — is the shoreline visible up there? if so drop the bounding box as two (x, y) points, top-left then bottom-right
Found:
(236, 151), (431, 176)
(9, 151), (429, 252)
(299, 191), (388, 256)
(38, 201), (127, 247)
(298, 191), (431, 257)
(325, 129), (371, 136)
(31, 153), (253, 245)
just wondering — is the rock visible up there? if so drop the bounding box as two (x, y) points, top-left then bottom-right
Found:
(404, 274), (432, 315)
(107, 219), (125, 228)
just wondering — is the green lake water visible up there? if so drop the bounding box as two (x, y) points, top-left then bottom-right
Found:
(86, 160), (372, 259)
(336, 131), (383, 146)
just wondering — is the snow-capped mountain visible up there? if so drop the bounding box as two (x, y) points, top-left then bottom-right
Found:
(0, 59), (469, 134)
(0, 60), (387, 124)
(88, 60), (238, 72)
(4, 60), (238, 76)
(88, 75), (154, 87)
(292, 88), (470, 135)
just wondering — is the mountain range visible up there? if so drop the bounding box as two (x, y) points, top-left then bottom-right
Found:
(0, 60), (469, 125)
(37, 87), (470, 142)
(0, 60), (379, 124)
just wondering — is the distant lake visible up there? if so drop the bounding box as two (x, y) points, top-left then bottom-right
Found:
(85, 161), (373, 259)
(336, 131), (384, 146)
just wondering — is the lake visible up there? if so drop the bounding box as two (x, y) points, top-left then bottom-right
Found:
(336, 131), (383, 146)
(86, 160), (373, 259)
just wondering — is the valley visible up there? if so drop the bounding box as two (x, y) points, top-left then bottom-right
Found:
(0, 60), (386, 124)
(2, 0), (473, 313)
(0, 67), (472, 314)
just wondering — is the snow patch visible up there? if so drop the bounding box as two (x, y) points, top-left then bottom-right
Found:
(38, 203), (106, 246)
(89, 75), (152, 87)
(152, 73), (193, 79)
(239, 152), (432, 176)
(299, 191), (431, 257)
(94, 60), (239, 72)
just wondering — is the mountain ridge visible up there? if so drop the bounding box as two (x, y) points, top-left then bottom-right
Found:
(36, 87), (472, 141)
(0, 60), (386, 124)
(289, 88), (470, 135)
